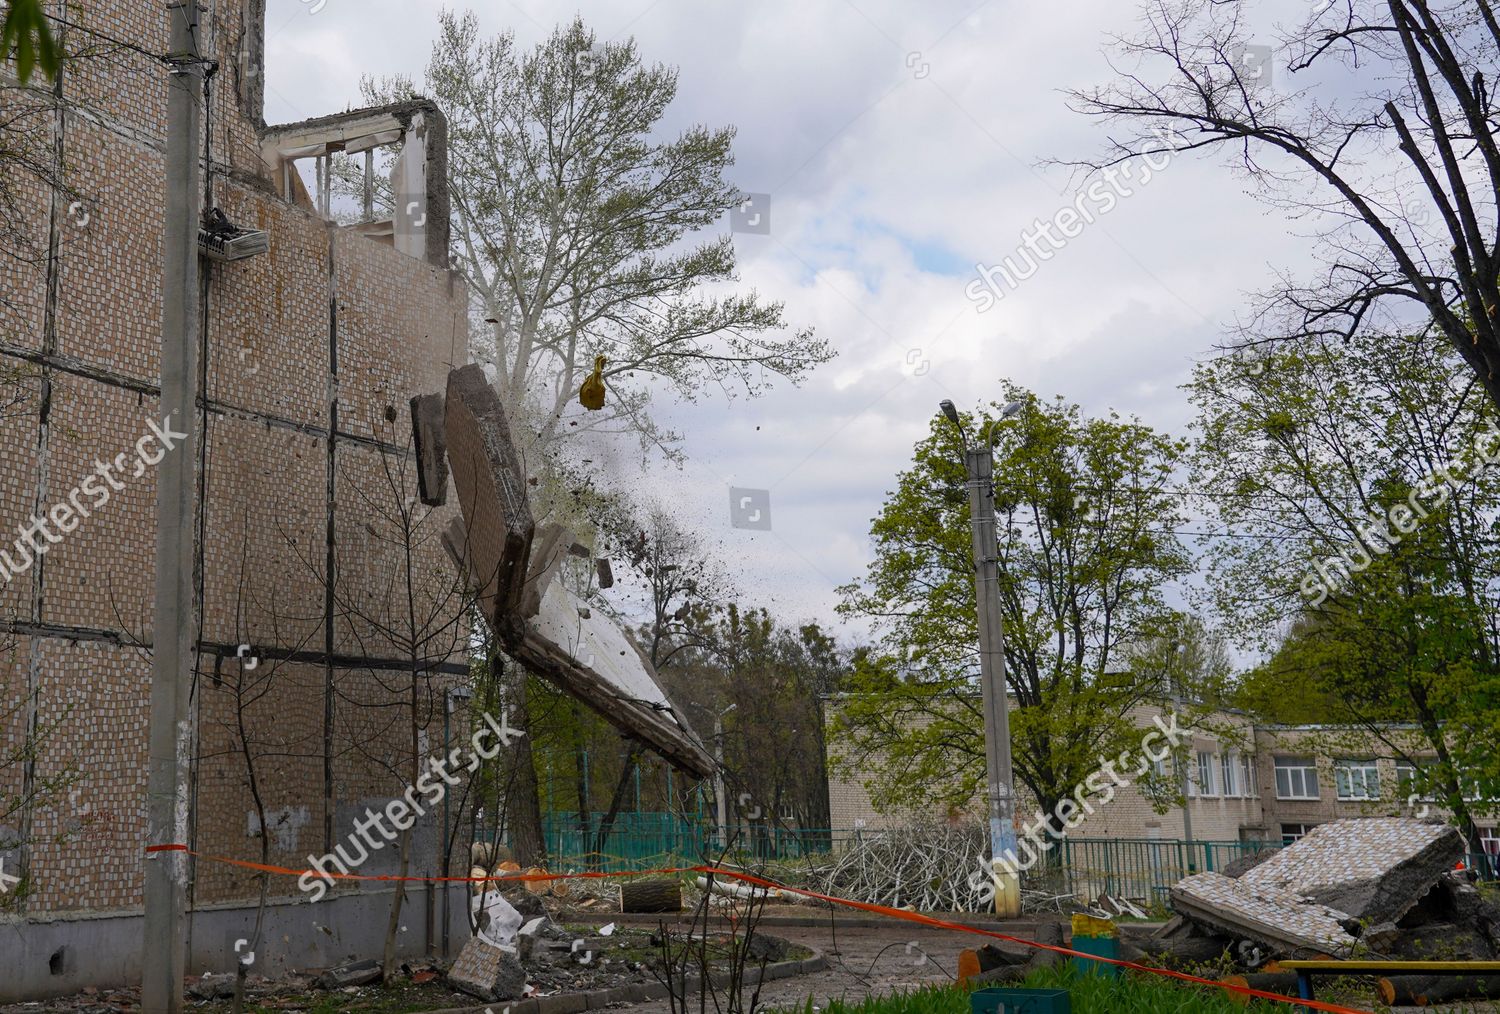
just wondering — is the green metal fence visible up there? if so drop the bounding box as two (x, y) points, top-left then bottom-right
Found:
(1049, 837), (1285, 908)
(530, 816), (882, 871)
(515, 819), (1492, 901)
(526, 819), (1290, 900)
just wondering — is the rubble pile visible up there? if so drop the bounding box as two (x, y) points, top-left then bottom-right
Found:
(1125, 817), (1500, 1001)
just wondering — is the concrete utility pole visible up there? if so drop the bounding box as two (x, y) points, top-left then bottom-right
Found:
(712, 704), (735, 848)
(941, 400), (1022, 918)
(1169, 641), (1195, 857)
(144, 3), (204, 1011)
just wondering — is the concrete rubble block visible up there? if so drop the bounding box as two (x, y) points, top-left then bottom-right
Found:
(314, 958), (382, 990)
(1237, 818), (1464, 924)
(1390, 921), (1494, 960)
(447, 936), (528, 1002)
(975, 942), (1032, 968)
(410, 392), (448, 506)
(444, 363), (535, 633)
(1220, 848), (1277, 879)
(188, 973), (236, 1000)
(1171, 871), (1358, 954)
(744, 931), (792, 962)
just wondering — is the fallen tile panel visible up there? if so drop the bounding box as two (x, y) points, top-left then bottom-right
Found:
(1240, 818), (1464, 923)
(1171, 871), (1357, 955)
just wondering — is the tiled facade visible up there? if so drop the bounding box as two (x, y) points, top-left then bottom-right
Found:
(0, 0), (468, 951)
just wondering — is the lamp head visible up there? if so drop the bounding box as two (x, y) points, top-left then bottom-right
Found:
(939, 400), (961, 426)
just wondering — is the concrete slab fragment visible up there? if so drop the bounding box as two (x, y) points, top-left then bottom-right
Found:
(1171, 872), (1357, 954)
(410, 392), (447, 506)
(516, 580), (713, 776)
(1240, 818), (1464, 923)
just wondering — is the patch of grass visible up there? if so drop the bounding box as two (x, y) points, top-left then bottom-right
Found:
(783, 964), (1296, 1014)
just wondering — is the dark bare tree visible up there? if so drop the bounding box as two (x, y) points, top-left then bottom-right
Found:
(1070, 0), (1500, 406)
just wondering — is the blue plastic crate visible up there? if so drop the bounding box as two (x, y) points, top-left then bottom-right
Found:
(970, 986), (1071, 1014)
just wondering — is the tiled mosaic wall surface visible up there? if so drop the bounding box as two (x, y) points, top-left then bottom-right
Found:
(0, 1), (469, 918)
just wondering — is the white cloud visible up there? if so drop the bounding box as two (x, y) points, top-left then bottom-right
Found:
(263, 0), (1328, 640)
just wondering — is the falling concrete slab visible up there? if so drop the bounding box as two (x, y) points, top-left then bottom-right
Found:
(1238, 818), (1464, 923)
(443, 364), (534, 637)
(516, 580), (713, 777)
(429, 365), (714, 778)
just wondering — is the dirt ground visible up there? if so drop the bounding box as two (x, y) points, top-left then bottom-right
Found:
(9, 913), (1498, 1013)
(630, 921), (969, 1013)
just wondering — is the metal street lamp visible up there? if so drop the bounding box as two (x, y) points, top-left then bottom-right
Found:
(940, 399), (1023, 917)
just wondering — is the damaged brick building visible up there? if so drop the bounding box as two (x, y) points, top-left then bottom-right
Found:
(0, 0), (474, 999)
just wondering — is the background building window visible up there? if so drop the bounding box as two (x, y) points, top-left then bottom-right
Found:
(1281, 822), (1319, 844)
(1220, 750), (1255, 798)
(1240, 754), (1255, 798)
(1396, 759), (1439, 802)
(1335, 759), (1381, 800)
(1197, 751), (1218, 797)
(1274, 756), (1319, 800)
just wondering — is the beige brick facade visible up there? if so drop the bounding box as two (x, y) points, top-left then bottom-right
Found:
(828, 699), (1495, 849)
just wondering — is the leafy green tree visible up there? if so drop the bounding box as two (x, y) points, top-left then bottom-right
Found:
(834, 388), (1192, 836)
(2, 0), (59, 84)
(1190, 332), (1500, 862)
(352, 14), (831, 456)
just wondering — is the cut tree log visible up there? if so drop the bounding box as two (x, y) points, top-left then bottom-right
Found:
(1217, 973), (1301, 1006)
(621, 879), (682, 913)
(1379, 973), (1500, 1006)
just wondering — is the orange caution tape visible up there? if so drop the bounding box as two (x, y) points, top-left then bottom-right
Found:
(146, 845), (1371, 1013)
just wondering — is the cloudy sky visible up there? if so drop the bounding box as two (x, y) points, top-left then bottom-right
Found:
(263, 0), (1320, 642)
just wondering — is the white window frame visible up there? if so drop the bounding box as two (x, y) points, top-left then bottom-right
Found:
(1396, 760), (1439, 802)
(1281, 822), (1318, 844)
(1197, 751), (1219, 797)
(1335, 759), (1381, 801)
(1221, 753), (1237, 798)
(1274, 757), (1319, 800)
(1239, 754), (1255, 799)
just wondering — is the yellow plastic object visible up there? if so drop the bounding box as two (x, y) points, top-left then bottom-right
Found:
(579, 355), (607, 410)
(1071, 913), (1117, 938)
